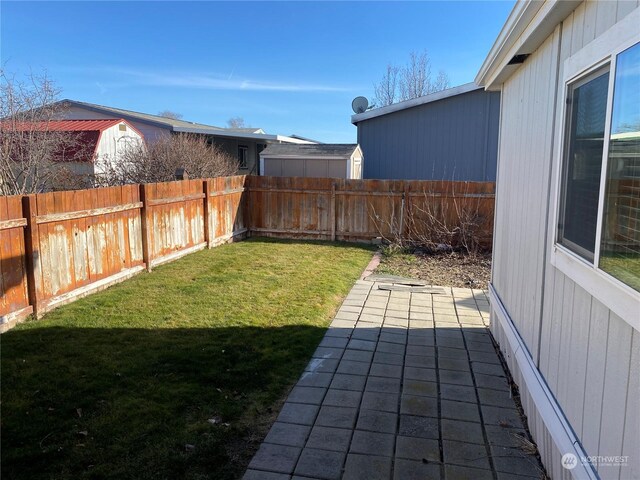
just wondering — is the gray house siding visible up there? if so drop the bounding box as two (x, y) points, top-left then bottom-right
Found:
(210, 137), (263, 175)
(356, 89), (500, 181)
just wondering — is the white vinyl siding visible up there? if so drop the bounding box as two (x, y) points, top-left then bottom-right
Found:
(491, 1), (640, 479)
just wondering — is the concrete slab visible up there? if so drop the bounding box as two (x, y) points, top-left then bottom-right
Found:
(294, 448), (345, 480)
(245, 279), (544, 479)
(306, 425), (352, 452)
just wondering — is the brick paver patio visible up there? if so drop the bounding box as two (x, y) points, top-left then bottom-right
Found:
(244, 277), (545, 480)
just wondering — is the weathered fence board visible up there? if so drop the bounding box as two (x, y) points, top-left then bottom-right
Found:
(206, 176), (247, 247)
(247, 176), (334, 240)
(0, 174), (493, 329)
(0, 195), (32, 330)
(27, 185), (145, 315)
(144, 179), (207, 268)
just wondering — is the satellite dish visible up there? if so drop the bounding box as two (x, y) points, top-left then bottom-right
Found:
(352, 96), (369, 114)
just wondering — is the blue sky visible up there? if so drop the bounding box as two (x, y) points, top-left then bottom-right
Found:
(1, 1), (514, 142)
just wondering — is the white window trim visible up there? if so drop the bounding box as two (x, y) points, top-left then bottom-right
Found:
(549, 10), (640, 331)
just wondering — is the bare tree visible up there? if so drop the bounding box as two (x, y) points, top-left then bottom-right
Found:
(373, 50), (450, 107)
(227, 117), (245, 129)
(0, 70), (88, 195)
(97, 133), (237, 185)
(432, 69), (450, 93)
(157, 110), (183, 120)
(373, 64), (400, 107)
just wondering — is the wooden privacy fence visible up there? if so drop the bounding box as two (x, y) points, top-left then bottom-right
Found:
(246, 176), (495, 244)
(0, 176), (247, 331)
(0, 175), (493, 331)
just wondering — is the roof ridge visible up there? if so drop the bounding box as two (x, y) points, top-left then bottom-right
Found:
(62, 99), (226, 130)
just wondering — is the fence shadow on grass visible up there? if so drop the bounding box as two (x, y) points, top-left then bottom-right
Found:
(1, 324), (328, 480)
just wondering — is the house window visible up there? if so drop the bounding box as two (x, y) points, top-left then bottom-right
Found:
(558, 42), (640, 292)
(558, 67), (610, 261)
(599, 43), (640, 291)
(238, 145), (248, 169)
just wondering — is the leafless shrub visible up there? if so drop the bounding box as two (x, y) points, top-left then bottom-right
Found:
(50, 166), (96, 191)
(370, 183), (493, 255)
(0, 70), (89, 194)
(97, 133), (238, 185)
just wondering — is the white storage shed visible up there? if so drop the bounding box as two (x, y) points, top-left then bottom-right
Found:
(260, 144), (363, 179)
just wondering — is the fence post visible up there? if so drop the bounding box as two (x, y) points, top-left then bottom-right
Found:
(330, 182), (336, 241)
(21, 194), (44, 317)
(203, 179), (211, 248)
(243, 175), (251, 238)
(139, 184), (152, 272)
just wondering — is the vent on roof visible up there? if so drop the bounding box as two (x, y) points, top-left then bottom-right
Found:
(119, 124), (127, 131)
(508, 54), (530, 65)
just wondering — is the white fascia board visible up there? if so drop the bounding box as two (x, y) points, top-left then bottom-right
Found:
(275, 135), (317, 144)
(173, 126), (278, 141)
(476, 0), (581, 89)
(351, 83), (482, 124)
(475, 1), (542, 87)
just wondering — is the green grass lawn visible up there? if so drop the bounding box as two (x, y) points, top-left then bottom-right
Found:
(1, 238), (373, 480)
(599, 252), (640, 292)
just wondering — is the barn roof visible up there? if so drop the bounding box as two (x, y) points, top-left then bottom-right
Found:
(1, 118), (137, 133)
(260, 143), (360, 158)
(0, 118), (140, 163)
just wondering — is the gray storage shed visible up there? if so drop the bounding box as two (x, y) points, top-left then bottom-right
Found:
(351, 83), (500, 181)
(260, 144), (363, 179)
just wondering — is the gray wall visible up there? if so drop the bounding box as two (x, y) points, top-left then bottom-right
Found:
(263, 157), (349, 178)
(356, 89), (500, 181)
(210, 137), (263, 175)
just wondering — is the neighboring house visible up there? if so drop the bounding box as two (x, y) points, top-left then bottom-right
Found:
(476, 2), (639, 480)
(50, 100), (314, 175)
(259, 144), (363, 179)
(351, 83), (500, 181)
(1, 118), (144, 189)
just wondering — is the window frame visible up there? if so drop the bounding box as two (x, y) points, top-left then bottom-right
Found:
(557, 65), (610, 262)
(238, 145), (248, 170)
(550, 12), (640, 330)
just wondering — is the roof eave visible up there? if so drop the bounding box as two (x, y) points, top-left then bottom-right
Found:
(475, 0), (581, 90)
(60, 100), (175, 130)
(350, 83), (483, 124)
(173, 126), (278, 141)
(260, 154), (352, 160)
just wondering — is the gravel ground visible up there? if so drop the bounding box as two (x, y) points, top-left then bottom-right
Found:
(375, 249), (492, 289)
